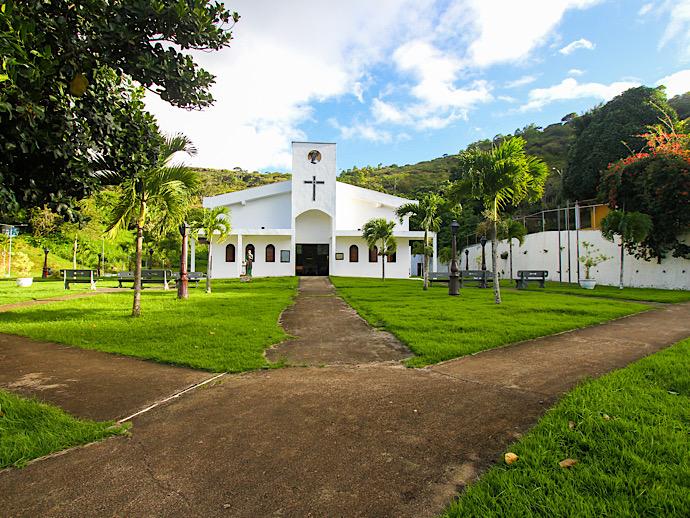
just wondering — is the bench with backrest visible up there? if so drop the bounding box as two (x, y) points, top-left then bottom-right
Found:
(171, 271), (207, 287)
(428, 272), (450, 285)
(117, 269), (172, 290)
(515, 270), (548, 289)
(460, 269), (493, 289)
(62, 269), (97, 290)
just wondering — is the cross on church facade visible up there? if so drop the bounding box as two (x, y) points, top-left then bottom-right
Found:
(304, 175), (325, 201)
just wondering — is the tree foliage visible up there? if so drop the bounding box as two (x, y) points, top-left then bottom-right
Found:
(362, 218), (397, 280)
(0, 0), (238, 218)
(191, 206), (231, 293)
(562, 86), (677, 201)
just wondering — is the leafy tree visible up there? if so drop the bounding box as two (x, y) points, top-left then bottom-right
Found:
(396, 193), (447, 290)
(562, 86), (677, 201)
(362, 218), (397, 281)
(669, 92), (690, 121)
(600, 210), (653, 289)
(498, 219), (527, 280)
(191, 207), (231, 293)
(29, 206), (61, 241)
(450, 137), (548, 304)
(0, 1), (238, 218)
(107, 135), (200, 317)
(578, 241), (610, 280)
(601, 130), (690, 261)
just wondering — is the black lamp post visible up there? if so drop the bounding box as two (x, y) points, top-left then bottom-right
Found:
(178, 222), (189, 299)
(148, 248), (154, 270)
(464, 249), (469, 271)
(42, 247), (50, 278)
(97, 253), (102, 277)
(449, 220), (460, 296)
(480, 235), (488, 271)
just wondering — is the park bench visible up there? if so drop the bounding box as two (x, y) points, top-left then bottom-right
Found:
(171, 271), (207, 287)
(428, 272), (450, 285)
(62, 269), (97, 290)
(117, 269), (172, 290)
(515, 270), (548, 289)
(428, 270), (494, 289)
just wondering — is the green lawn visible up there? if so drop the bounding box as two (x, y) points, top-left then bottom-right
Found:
(443, 338), (690, 517)
(0, 279), (119, 306)
(510, 280), (690, 304)
(331, 277), (649, 367)
(0, 277), (297, 372)
(0, 390), (128, 468)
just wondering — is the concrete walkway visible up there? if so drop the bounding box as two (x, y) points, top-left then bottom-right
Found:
(1, 301), (689, 517)
(266, 277), (411, 365)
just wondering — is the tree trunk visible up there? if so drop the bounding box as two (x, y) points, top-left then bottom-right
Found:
(72, 234), (78, 269)
(619, 238), (624, 290)
(381, 241), (386, 281)
(132, 200), (146, 317)
(509, 239), (513, 280)
(206, 241), (212, 293)
(492, 218), (501, 304)
(422, 229), (429, 290)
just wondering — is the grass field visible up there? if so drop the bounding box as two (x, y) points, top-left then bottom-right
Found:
(0, 390), (128, 469)
(0, 279), (117, 306)
(0, 277), (297, 372)
(443, 337), (690, 517)
(512, 281), (690, 303)
(331, 277), (650, 367)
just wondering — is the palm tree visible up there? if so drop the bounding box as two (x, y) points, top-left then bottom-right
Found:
(191, 207), (231, 293)
(450, 137), (548, 304)
(499, 219), (527, 280)
(396, 193), (444, 290)
(362, 218), (397, 280)
(107, 134), (199, 317)
(601, 209), (652, 289)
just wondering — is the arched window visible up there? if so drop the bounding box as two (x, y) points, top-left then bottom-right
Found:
(225, 244), (236, 263)
(245, 244), (255, 261)
(349, 244), (359, 262)
(387, 252), (397, 263)
(265, 244), (275, 262)
(368, 246), (378, 263)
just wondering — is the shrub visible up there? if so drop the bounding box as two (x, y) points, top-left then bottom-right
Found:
(12, 251), (34, 277)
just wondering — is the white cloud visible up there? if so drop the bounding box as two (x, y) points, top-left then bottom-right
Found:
(505, 75), (537, 88)
(658, 0), (690, 60)
(145, 0), (431, 170)
(656, 69), (690, 96)
(568, 68), (585, 76)
(497, 95), (517, 102)
(559, 38), (595, 55)
(520, 77), (640, 111)
(372, 98), (411, 125)
(437, 0), (601, 67)
(638, 3), (653, 16)
(329, 118), (393, 143)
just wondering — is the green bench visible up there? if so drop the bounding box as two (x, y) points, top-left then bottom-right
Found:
(62, 269), (97, 290)
(117, 269), (172, 289)
(515, 270), (548, 289)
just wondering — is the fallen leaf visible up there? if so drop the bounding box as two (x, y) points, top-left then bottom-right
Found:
(504, 452), (519, 465)
(568, 420), (576, 430)
(602, 414), (611, 421)
(559, 458), (578, 468)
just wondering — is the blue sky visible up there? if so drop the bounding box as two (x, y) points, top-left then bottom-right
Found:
(146, 0), (690, 173)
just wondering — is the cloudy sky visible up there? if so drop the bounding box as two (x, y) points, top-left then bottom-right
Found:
(146, 0), (690, 173)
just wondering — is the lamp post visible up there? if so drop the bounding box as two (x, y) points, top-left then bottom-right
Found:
(178, 222), (189, 299)
(449, 220), (460, 296)
(464, 249), (469, 271)
(480, 235), (487, 271)
(42, 247), (50, 278)
(148, 248), (154, 270)
(97, 253), (102, 277)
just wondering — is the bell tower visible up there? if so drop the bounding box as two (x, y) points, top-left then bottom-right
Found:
(291, 141), (336, 219)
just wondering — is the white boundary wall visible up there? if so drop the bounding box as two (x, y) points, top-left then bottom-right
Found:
(461, 230), (690, 290)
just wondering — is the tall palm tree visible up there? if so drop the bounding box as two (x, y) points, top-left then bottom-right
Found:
(107, 134), (199, 316)
(191, 206), (231, 293)
(450, 137), (547, 304)
(396, 193), (444, 290)
(362, 218), (397, 280)
(601, 209), (652, 289)
(499, 219), (527, 280)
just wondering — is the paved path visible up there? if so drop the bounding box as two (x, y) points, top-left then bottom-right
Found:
(2, 300), (689, 517)
(0, 334), (212, 421)
(266, 277), (411, 365)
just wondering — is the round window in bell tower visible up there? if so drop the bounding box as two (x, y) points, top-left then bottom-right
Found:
(307, 150), (322, 164)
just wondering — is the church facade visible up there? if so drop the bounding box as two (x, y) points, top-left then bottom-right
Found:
(202, 142), (435, 279)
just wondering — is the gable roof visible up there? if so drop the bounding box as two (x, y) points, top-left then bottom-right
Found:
(335, 181), (415, 207)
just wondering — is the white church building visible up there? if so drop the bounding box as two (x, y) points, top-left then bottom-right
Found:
(202, 141), (435, 278)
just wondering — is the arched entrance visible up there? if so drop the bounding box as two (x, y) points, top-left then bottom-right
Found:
(294, 209), (331, 276)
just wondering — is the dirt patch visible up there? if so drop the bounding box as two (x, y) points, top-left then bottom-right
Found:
(266, 277), (411, 366)
(0, 288), (123, 313)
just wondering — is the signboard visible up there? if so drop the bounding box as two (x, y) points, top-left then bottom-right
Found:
(1, 225), (19, 237)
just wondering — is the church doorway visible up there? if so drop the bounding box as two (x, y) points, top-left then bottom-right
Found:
(296, 244), (329, 276)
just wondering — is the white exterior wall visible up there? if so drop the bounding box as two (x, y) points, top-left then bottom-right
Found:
(295, 210), (332, 243)
(335, 185), (408, 231)
(331, 237), (412, 278)
(228, 192), (292, 229)
(292, 142), (336, 220)
(461, 230), (690, 290)
(210, 235), (293, 278)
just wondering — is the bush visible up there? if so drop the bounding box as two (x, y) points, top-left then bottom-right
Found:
(12, 251), (34, 277)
